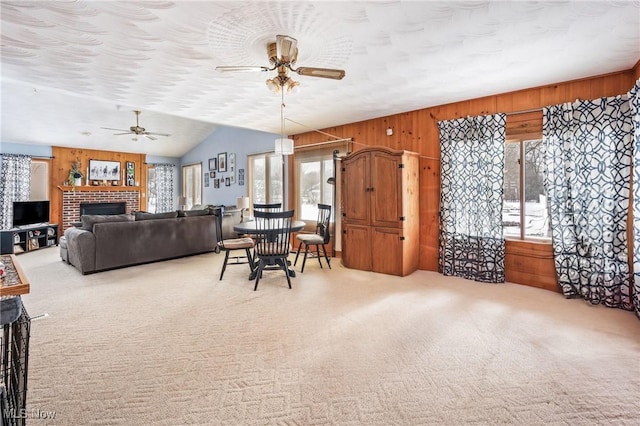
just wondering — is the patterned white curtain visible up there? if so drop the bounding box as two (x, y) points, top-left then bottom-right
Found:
(543, 94), (633, 311)
(0, 154), (32, 229)
(153, 163), (175, 213)
(630, 79), (640, 318)
(437, 114), (507, 283)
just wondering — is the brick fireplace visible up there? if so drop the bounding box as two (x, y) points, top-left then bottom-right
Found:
(61, 189), (139, 232)
(80, 202), (127, 216)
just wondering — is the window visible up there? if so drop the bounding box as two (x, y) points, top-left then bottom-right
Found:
(247, 153), (283, 209)
(503, 138), (550, 240)
(295, 150), (334, 222)
(182, 163), (202, 209)
(147, 166), (157, 213)
(30, 160), (49, 201)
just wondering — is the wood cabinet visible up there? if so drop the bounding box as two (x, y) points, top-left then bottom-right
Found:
(341, 147), (419, 276)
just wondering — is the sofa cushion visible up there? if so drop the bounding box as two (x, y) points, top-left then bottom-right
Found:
(135, 211), (178, 221)
(178, 209), (210, 217)
(81, 214), (133, 231)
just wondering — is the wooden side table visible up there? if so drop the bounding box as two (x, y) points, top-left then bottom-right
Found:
(0, 254), (31, 426)
(0, 254), (30, 297)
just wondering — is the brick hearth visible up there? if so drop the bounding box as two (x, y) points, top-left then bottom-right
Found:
(61, 190), (139, 232)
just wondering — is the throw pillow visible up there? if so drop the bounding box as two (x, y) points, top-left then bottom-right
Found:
(179, 209), (209, 217)
(135, 211), (178, 221)
(81, 214), (133, 231)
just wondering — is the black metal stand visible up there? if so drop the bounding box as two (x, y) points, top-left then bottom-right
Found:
(1, 298), (30, 426)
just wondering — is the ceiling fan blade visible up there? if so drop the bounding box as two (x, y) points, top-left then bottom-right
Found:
(294, 67), (346, 80)
(112, 132), (132, 136)
(215, 66), (270, 73)
(145, 132), (170, 137)
(101, 127), (130, 132)
(144, 135), (157, 141)
(276, 35), (297, 64)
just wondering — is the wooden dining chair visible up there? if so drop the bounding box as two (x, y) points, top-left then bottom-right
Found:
(213, 207), (255, 280)
(252, 203), (282, 213)
(294, 203), (332, 272)
(248, 203), (282, 257)
(252, 209), (294, 291)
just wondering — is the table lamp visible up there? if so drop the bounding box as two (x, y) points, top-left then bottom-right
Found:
(236, 196), (250, 222)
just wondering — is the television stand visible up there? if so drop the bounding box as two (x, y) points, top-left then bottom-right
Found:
(0, 224), (59, 255)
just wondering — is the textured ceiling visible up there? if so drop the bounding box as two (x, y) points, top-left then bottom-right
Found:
(1, 1), (639, 157)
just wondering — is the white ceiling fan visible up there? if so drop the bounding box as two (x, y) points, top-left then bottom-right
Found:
(101, 110), (170, 141)
(215, 35), (345, 92)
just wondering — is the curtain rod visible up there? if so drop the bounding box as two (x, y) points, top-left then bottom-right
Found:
(506, 107), (542, 116)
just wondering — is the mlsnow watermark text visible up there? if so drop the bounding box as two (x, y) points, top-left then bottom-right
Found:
(3, 407), (57, 420)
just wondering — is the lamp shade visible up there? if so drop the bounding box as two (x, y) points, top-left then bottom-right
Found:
(275, 138), (294, 155)
(236, 196), (250, 210)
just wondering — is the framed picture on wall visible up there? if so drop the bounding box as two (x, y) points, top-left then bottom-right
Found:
(208, 158), (217, 171)
(204, 172), (209, 187)
(89, 160), (120, 181)
(228, 153), (235, 172)
(125, 161), (135, 186)
(238, 168), (244, 186)
(225, 177), (231, 186)
(214, 178), (220, 189)
(209, 171), (215, 178)
(217, 152), (227, 172)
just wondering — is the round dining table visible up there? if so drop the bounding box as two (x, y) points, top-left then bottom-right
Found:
(233, 219), (306, 279)
(233, 219), (306, 234)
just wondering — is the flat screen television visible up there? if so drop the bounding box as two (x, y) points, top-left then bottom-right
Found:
(12, 201), (50, 228)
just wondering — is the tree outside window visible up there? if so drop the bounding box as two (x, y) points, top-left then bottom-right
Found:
(503, 139), (550, 240)
(182, 163), (202, 210)
(298, 158), (333, 221)
(248, 153), (283, 209)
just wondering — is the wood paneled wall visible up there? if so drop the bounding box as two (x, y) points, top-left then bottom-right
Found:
(50, 147), (146, 228)
(292, 68), (638, 292)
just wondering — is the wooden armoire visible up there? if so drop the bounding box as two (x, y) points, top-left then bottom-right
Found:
(340, 147), (420, 276)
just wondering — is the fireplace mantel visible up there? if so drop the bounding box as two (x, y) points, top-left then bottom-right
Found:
(57, 185), (142, 192)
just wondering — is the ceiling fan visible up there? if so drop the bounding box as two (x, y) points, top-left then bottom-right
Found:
(101, 110), (170, 141)
(215, 35), (345, 91)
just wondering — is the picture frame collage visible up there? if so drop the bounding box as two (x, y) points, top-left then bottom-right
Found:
(207, 151), (243, 188)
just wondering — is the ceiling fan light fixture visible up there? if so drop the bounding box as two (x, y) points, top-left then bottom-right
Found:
(266, 77), (281, 93)
(100, 110), (170, 140)
(221, 34), (345, 92)
(285, 79), (299, 93)
(266, 74), (299, 94)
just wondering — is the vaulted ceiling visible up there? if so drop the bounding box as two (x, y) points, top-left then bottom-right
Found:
(1, 1), (639, 157)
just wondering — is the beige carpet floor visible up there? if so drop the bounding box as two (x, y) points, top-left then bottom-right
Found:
(14, 248), (640, 425)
